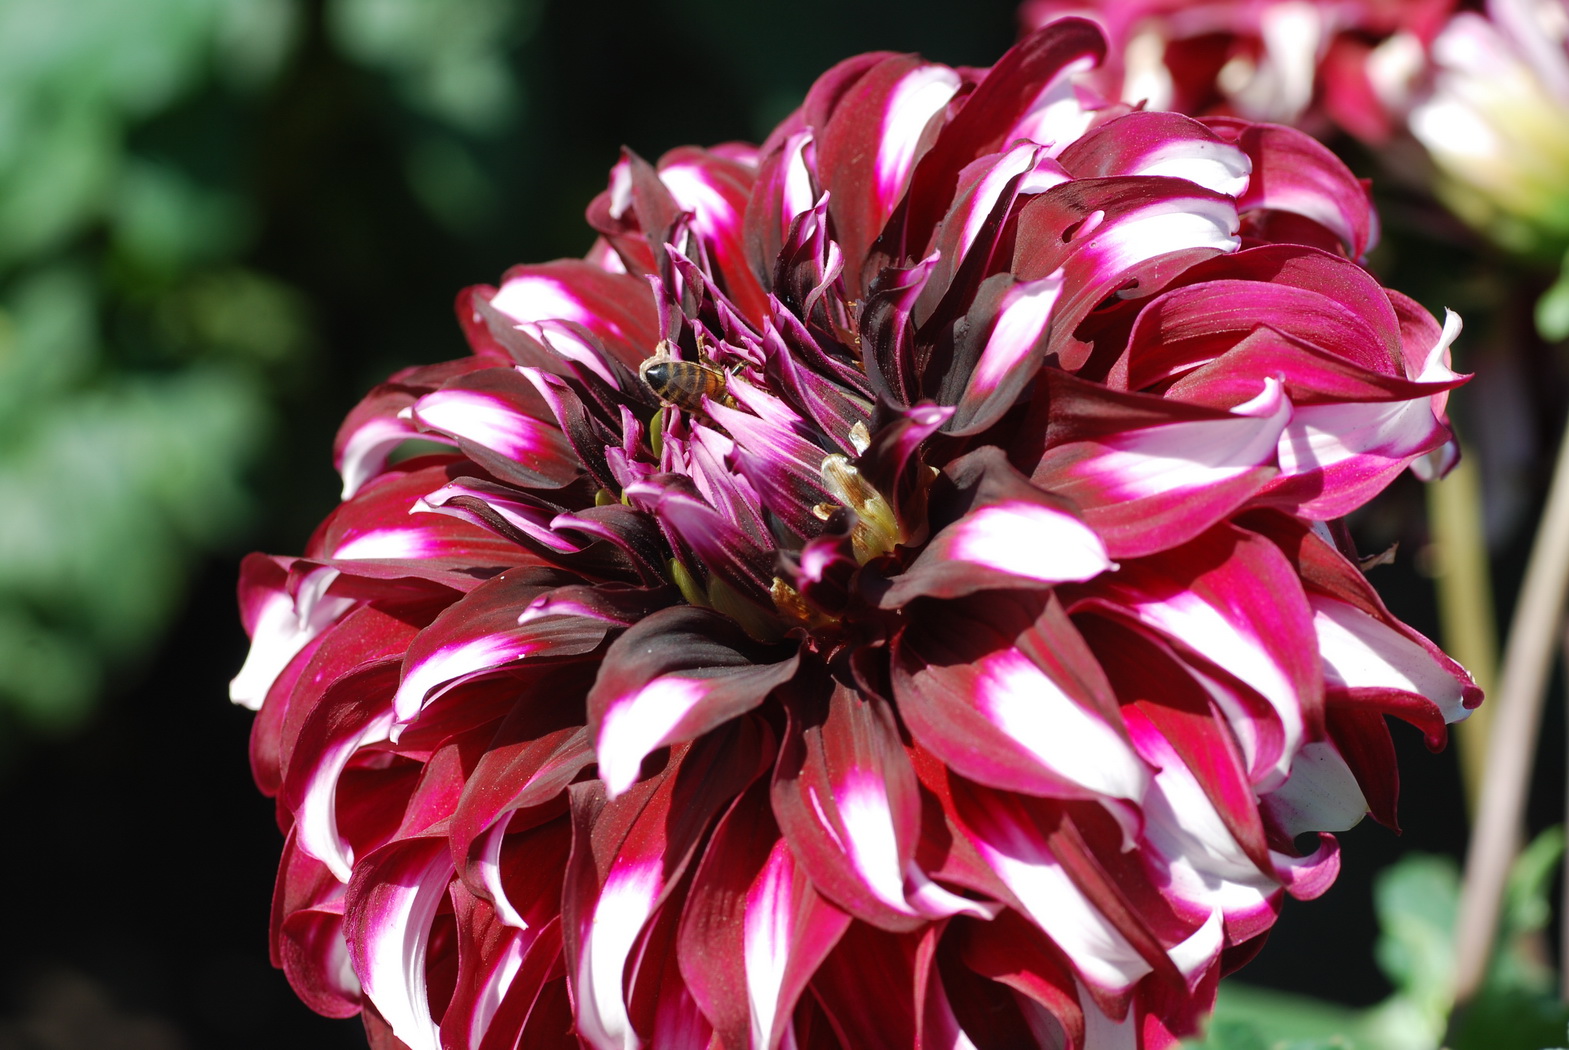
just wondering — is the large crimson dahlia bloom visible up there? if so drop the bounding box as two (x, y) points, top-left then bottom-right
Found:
(234, 20), (1478, 1050)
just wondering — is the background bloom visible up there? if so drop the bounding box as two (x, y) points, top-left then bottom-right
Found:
(1406, 0), (1569, 260)
(1017, 0), (1457, 138)
(237, 19), (1477, 1050)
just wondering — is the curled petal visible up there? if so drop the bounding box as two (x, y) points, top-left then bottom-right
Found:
(896, 590), (1148, 805)
(587, 606), (798, 798)
(345, 835), (455, 1050)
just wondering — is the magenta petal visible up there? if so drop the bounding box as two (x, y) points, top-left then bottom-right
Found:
(392, 572), (628, 732)
(411, 368), (579, 490)
(1206, 119), (1376, 260)
(895, 591), (1148, 803)
(1057, 111), (1251, 196)
(481, 260), (661, 371)
(344, 834), (454, 1050)
(886, 447), (1111, 605)
(1033, 374), (1287, 559)
(901, 18), (1108, 255)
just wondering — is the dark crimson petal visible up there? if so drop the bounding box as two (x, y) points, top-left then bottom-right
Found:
(519, 368), (624, 491)
(759, 51), (892, 156)
(678, 783), (852, 1050)
(345, 829), (458, 1050)
(1012, 176), (1242, 372)
(586, 149), (676, 277)
(862, 253), (941, 408)
(1143, 243), (1404, 370)
(949, 781), (1215, 1001)
(416, 478), (652, 584)
(587, 604), (798, 798)
(448, 668), (598, 917)
(935, 271), (1065, 437)
(308, 461), (535, 576)
(1077, 614), (1273, 875)
(772, 680), (994, 931)
(816, 53), (960, 295)
(771, 196), (853, 341)
(333, 362), (480, 500)
(1324, 704), (1401, 831)
(893, 590), (1148, 803)
(1056, 111), (1251, 195)
(1118, 251), (1405, 391)
(952, 910), (1084, 1048)
(547, 504), (672, 586)
(624, 475), (779, 606)
(763, 294), (876, 412)
(911, 142), (1068, 334)
(278, 608), (427, 877)
(439, 882), (555, 1050)
(655, 147), (769, 324)
(564, 727), (769, 1050)
(233, 554), (349, 730)
(273, 830), (363, 1018)
(1240, 510), (1479, 731)
(808, 923), (926, 1050)
(778, 521), (861, 621)
(744, 129), (819, 284)
(858, 400), (952, 548)
(469, 914), (568, 1050)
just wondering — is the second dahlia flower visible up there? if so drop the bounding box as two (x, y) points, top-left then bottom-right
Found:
(235, 19), (1478, 1050)
(1018, 0), (1456, 140)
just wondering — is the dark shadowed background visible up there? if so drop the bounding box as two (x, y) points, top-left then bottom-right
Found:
(0, 0), (1538, 1046)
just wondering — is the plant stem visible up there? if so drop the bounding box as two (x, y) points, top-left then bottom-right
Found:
(1563, 625), (1569, 1001)
(1426, 446), (1500, 816)
(1453, 419), (1569, 1004)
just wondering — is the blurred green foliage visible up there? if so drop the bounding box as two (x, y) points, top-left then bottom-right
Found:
(1183, 828), (1569, 1050)
(0, 0), (536, 747)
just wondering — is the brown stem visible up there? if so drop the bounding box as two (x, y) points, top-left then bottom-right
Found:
(1453, 419), (1569, 1003)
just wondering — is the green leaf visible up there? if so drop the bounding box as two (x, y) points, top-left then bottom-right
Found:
(1372, 853), (1458, 1008)
(1536, 254), (1569, 342)
(1182, 983), (1367, 1049)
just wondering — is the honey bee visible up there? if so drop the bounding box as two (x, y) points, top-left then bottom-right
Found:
(638, 341), (732, 411)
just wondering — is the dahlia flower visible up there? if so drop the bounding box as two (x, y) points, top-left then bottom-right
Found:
(1018, 0), (1456, 140)
(234, 19), (1478, 1050)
